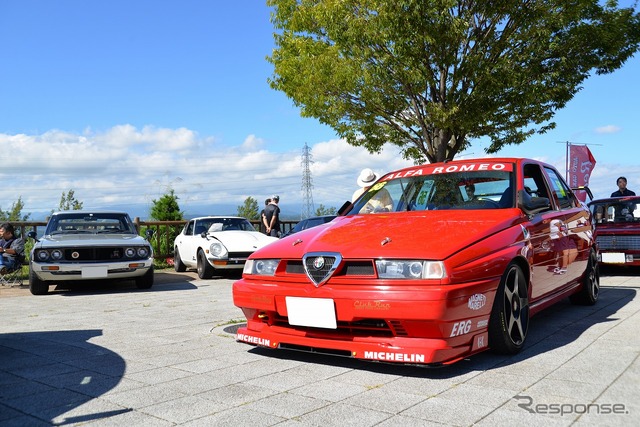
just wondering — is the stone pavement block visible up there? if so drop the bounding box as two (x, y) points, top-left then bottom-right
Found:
(290, 378), (368, 402)
(343, 386), (426, 414)
(178, 406), (285, 426)
(400, 396), (495, 426)
(294, 402), (391, 427)
(197, 382), (278, 406)
(138, 395), (230, 424)
(243, 391), (330, 418)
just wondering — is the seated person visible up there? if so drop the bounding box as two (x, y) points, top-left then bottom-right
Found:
(465, 183), (477, 201)
(0, 223), (25, 274)
(360, 184), (394, 213)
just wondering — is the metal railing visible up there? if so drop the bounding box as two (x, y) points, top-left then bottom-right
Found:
(11, 219), (298, 260)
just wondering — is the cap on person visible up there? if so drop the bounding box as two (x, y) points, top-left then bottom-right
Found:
(357, 168), (379, 188)
(271, 195), (280, 202)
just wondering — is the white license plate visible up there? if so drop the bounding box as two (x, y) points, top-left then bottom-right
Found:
(602, 252), (626, 263)
(82, 266), (108, 278)
(285, 297), (337, 329)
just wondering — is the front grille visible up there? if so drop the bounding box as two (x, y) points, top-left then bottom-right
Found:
(597, 235), (640, 251)
(64, 247), (126, 261)
(35, 246), (150, 263)
(229, 251), (252, 259)
(285, 260), (375, 276)
(304, 255), (338, 284)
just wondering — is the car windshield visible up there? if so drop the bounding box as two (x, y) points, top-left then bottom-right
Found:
(195, 218), (256, 234)
(351, 166), (514, 214)
(590, 200), (640, 224)
(46, 213), (137, 235)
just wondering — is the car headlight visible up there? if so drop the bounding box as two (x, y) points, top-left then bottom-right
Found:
(243, 259), (279, 276)
(50, 249), (64, 261)
(137, 247), (150, 258)
(125, 248), (136, 258)
(209, 241), (228, 258)
(36, 250), (50, 261)
(375, 260), (446, 279)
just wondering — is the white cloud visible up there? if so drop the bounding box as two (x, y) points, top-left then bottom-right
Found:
(240, 134), (265, 152)
(5, 125), (631, 219)
(594, 125), (621, 134)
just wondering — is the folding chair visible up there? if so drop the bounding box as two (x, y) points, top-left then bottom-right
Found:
(0, 265), (24, 287)
(1, 249), (26, 288)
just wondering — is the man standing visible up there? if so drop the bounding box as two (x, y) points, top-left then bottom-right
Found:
(0, 223), (25, 274)
(611, 177), (636, 197)
(264, 195), (281, 237)
(260, 198), (271, 234)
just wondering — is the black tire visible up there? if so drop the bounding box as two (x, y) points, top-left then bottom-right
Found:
(174, 247), (187, 272)
(135, 266), (154, 289)
(489, 263), (529, 354)
(29, 267), (49, 295)
(570, 249), (599, 306)
(197, 250), (214, 279)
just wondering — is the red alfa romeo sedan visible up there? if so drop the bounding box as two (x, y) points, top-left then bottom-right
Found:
(232, 158), (599, 366)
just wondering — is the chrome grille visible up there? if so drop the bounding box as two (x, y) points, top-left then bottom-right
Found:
(597, 235), (640, 250)
(303, 252), (342, 287)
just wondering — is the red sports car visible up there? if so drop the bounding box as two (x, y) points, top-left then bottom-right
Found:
(589, 195), (640, 266)
(233, 158), (599, 366)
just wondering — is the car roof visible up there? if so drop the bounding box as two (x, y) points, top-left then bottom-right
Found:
(188, 216), (246, 220)
(51, 210), (131, 215)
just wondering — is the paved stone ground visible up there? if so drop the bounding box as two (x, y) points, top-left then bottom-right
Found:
(1, 269), (638, 426)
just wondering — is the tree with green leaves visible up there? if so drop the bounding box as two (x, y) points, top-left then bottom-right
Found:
(0, 197), (31, 221)
(268, 0), (640, 163)
(58, 190), (83, 211)
(315, 204), (337, 216)
(237, 197), (260, 220)
(150, 189), (183, 221)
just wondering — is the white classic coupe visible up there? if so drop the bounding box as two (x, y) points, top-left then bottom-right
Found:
(173, 216), (278, 279)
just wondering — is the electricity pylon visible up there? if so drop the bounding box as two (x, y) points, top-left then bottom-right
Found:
(301, 143), (314, 219)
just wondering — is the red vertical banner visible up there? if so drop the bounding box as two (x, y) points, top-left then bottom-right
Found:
(569, 145), (596, 202)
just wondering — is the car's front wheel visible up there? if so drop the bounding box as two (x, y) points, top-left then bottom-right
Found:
(570, 249), (599, 306)
(488, 263), (529, 354)
(135, 266), (154, 289)
(29, 267), (49, 295)
(174, 247), (187, 272)
(197, 250), (214, 279)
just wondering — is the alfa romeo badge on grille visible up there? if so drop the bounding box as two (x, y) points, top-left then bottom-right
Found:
(71, 251), (79, 259)
(303, 252), (342, 287)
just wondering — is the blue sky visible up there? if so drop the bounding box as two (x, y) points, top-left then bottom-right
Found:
(2, 1), (639, 218)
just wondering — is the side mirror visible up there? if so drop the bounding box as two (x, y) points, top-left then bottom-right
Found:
(145, 229), (155, 240)
(518, 190), (550, 216)
(27, 230), (39, 242)
(337, 200), (353, 216)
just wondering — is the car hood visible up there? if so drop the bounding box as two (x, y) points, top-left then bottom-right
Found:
(256, 210), (524, 260)
(35, 234), (149, 247)
(209, 230), (278, 251)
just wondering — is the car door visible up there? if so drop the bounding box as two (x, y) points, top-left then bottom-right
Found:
(520, 163), (590, 300)
(178, 220), (198, 267)
(543, 166), (591, 276)
(521, 162), (560, 300)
